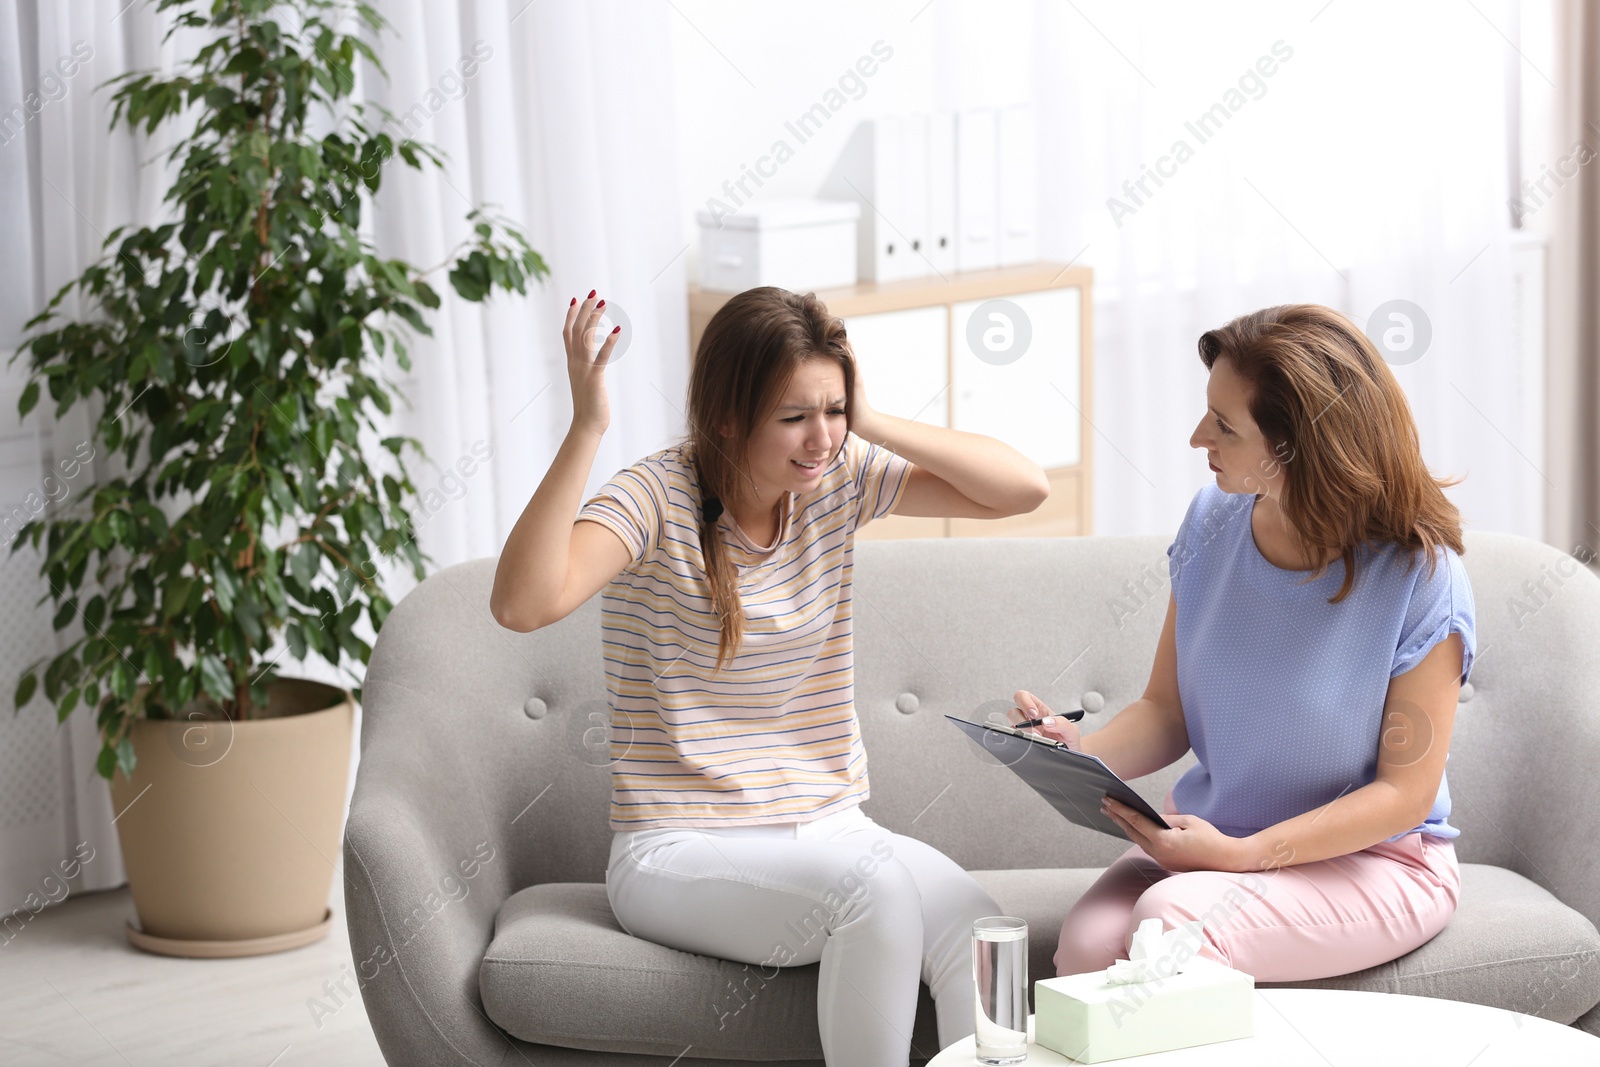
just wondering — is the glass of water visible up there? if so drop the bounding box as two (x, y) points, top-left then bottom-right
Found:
(972, 915), (1029, 1064)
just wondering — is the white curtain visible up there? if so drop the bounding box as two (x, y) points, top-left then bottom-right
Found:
(348, 0), (687, 586)
(0, 0), (178, 910)
(0, 0), (685, 906)
(1029, 0), (1530, 541)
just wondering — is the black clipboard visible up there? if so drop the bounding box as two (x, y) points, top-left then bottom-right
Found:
(945, 715), (1172, 840)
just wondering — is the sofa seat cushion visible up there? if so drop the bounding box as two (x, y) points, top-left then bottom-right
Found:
(1260, 863), (1600, 1021)
(973, 864), (1600, 1023)
(479, 882), (943, 1060)
(479, 864), (1600, 1059)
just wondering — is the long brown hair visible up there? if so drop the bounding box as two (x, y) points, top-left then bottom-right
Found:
(688, 287), (854, 669)
(1197, 304), (1464, 603)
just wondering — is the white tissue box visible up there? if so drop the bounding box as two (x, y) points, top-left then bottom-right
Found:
(1034, 956), (1254, 1063)
(696, 198), (859, 293)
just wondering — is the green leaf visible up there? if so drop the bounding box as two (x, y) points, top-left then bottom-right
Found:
(198, 654), (232, 705)
(133, 501), (169, 542)
(162, 577), (193, 621)
(290, 543), (319, 588)
(286, 623), (306, 660)
(109, 658), (134, 701)
(115, 735), (136, 780)
(18, 380), (39, 417)
(97, 744), (116, 781)
(84, 594), (106, 631)
(311, 419), (334, 458)
(211, 561), (237, 615)
(51, 600), (76, 632)
(13, 671), (37, 712)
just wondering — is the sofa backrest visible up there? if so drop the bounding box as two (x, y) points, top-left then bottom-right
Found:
(359, 531), (1600, 913)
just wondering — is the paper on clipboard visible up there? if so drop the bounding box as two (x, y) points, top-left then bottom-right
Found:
(944, 715), (1172, 840)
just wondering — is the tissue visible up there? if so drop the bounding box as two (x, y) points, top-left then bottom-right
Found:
(1103, 917), (1206, 985)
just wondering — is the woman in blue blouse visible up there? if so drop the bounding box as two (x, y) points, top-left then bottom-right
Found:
(1012, 304), (1475, 981)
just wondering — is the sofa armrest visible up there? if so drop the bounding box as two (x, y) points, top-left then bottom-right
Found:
(342, 677), (522, 1067)
(1511, 684), (1600, 941)
(1470, 539), (1600, 1010)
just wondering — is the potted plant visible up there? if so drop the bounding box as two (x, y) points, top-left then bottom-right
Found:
(7, 0), (545, 957)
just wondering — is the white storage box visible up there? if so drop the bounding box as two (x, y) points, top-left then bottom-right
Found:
(695, 198), (859, 293)
(1034, 955), (1254, 1063)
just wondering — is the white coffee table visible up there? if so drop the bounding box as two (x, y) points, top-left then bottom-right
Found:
(928, 988), (1600, 1065)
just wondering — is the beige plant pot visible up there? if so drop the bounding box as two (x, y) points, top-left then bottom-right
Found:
(107, 677), (354, 958)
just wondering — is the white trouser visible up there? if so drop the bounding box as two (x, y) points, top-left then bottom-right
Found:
(604, 803), (1000, 1066)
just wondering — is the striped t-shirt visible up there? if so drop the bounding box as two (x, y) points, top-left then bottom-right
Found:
(576, 431), (913, 830)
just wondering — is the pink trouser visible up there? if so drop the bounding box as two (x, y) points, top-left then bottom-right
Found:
(1055, 792), (1462, 982)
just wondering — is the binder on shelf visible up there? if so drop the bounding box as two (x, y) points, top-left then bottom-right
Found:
(895, 113), (930, 282)
(926, 111), (957, 276)
(820, 118), (905, 283)
(997, 104), (1038, 266)
(955, 108), (999, 272)
(822, 107), (1032, 283)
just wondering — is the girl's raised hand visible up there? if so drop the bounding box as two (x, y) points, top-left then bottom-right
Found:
(1008, 689), (1081, 750)
(563, 291), (621, 435)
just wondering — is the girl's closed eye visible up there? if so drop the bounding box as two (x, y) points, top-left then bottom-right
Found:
(1214, 417), (1230, 434)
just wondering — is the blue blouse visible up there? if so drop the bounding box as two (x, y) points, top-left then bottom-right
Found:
(1166, 483), (1476, 842)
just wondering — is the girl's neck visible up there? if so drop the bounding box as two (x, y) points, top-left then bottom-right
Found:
(726, 492), (786, 547)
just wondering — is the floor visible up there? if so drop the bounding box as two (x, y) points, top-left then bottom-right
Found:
(0, 885), (387, 1066)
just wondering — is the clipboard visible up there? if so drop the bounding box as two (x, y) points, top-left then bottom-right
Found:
(945, 715), (1172, 840)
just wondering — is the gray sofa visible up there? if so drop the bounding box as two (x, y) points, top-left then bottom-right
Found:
(343, 532), (1600, 1065)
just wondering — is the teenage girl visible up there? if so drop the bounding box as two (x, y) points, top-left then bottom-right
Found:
(1011, 304), (1474, 982)
(493, 287), (1051, 1064)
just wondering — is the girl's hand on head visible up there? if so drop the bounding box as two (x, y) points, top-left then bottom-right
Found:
(563, 291), (620, 435)
(1008, 689), (1081, 750)
(845, 340), (879, 437)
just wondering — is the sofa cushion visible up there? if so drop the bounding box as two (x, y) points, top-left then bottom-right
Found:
(1260, 863), (1600, 1021)
(976, 864), (1600, 1022)
(479, 882), (942, 1060)
(479, 864), (1600, 1060)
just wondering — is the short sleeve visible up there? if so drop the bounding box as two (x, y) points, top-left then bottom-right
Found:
(576, 463), (665, 566)
(1165, 486), (1211, 597)
(847, 432), (913, 532)
(1390, 547), (1476, 684)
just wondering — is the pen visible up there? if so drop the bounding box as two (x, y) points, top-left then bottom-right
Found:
(1014, 709), (1085, 729)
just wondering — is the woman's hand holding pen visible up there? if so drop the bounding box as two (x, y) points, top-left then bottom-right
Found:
(1008, 689), (1251, 871)
(1008, 690), (1083, 750)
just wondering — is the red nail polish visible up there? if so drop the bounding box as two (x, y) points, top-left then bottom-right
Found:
(587, 289), (596, 299)
(569, 297), (576, 306)
(597, 299), (605, 309)
(612, 325), (620, 333)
